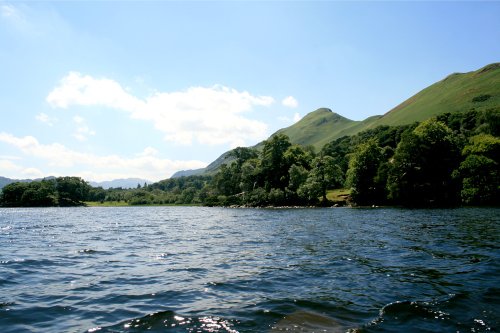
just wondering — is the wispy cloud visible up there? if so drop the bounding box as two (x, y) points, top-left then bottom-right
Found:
(47, 72), (275, 148)
(35, 112), (56, 126)
(1, 3), (23, 21)
(0, 3), (32, 32)
(0, 132), (207, 181)
(73, 115), (95, 142)
(282, 96), (298, 108)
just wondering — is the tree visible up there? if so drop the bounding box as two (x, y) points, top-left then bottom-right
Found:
(179, 187), (197, 204)
(261, 134), (292, 190)
(321, 136), (352, 176)
(346, 139), (384, 205)
(288, 164), (309, 192)
(387, 119), (461, 207)
(55, 177), (91, 206)
(88, 187), (106, 202)
(284, 144), (313, 170)
(298, 155), (342, 204)
(240, 158), (262, 192)
(230, 147), (258, 169)
(213, 164), (238, 196)
(0, 182), (29, 207)
(458, 134), (500, 205)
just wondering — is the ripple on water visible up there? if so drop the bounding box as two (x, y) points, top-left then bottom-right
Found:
(97, 311), (240, 333)
(0, 207), (498, 333)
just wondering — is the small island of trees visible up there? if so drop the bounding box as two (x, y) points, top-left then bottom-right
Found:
(1, 108), (498, 208)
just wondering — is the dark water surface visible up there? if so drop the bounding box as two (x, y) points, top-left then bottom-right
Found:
(0, 207), (498, 332)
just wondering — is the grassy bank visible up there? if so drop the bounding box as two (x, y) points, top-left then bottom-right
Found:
(326, 189), (351, 203)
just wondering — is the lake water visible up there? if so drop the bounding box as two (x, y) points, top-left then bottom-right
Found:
(0, 207), (498, 333)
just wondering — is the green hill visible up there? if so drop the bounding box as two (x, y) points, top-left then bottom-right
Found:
(274, 108), (381, 150)
(171, 62), (500, 178)
(375, 63), (500, 126)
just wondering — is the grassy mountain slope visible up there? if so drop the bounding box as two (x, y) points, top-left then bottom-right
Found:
(375, 63), (500, 126)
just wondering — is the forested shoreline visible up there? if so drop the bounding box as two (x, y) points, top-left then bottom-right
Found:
(1, 108), (498, 208)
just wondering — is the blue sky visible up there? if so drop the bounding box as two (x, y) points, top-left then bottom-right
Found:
(0, 1), (499, 182)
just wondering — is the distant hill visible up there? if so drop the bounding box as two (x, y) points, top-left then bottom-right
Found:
(172, 150), (238, 178)
(89, 178), (152, 189)
(0, 176), (152, 190)
(170, 169), (205, 178)
(148, 63), (499, 179)
(0, 176), (17, 189)
(0, 176), (56, 190)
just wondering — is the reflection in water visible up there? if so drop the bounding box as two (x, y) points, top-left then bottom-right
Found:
(271, 310), (356, 332)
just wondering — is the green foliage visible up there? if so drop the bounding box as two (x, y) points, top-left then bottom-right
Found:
(261, 133), (293, 190)
(462, 133), (500, 157)
(294, 155), (343, 205)
(472, 94), (491, 103)
(346, 139), (384, 205)
(321, 136), (351, 177)
(0, 177), (89, 207)
(1, 182), (30, 207)
(387, 119), (461, 206)
(309, 155), (343, 202)
(458, 134), (500, 205)
(56, 177), (91, 206)
(288, 164), (309, 192)
(207, 134), (344, 206)
(240, 158), (262, 192)
(87, 187), (106, 202)
(297, 176), (322, 205)
(459, 155), (499, 205)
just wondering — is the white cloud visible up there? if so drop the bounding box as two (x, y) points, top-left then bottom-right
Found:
(47, 72), (274, 147)
(47, 72), (144, 111)
(282, 96), (298, 108)
(0, 132), (207, 181)
(35, 112), (56, 126)
(72, 115), (95, 142)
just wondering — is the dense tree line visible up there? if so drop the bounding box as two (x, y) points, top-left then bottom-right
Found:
(1, 108), (498, 208)
(0, 177), (92, 207)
